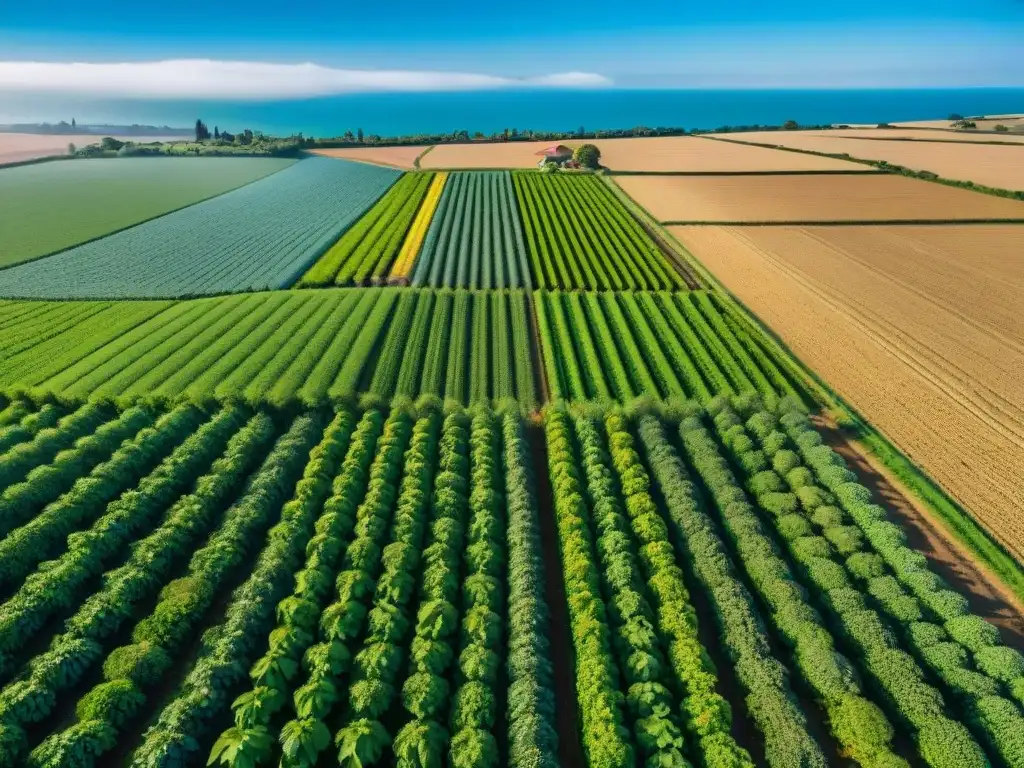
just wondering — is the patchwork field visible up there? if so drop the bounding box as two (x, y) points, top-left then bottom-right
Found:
(514, 173), (685, 289)
(593, 135), (868, 172)
(410, 171), (532, 289)
(618, 173), (1024, 222)
(309, 145), (428, 168)
(806, 128), (1024, 143)
(0, 157), (295, 268)
(0, 288), (536, 410)
(1, 139), (1022, 768)
(0, 157), (398, 298)
(670, 223), (1024, 558)
(0, 132), (184, 165)
(709, 133), (1024, 191)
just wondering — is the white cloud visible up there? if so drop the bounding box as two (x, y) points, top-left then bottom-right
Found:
(0, 59), (612, 99)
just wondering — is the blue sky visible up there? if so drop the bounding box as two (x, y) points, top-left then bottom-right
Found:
(1, 0), (1022, 94)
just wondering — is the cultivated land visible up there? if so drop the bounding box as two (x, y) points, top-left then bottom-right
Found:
(0, 157), (295, 268)
(515, 174), (685, 289)
(418, 139), (566, 169)
(1, 139), (1024, 768)
(670, 223), (1024, 558)
(410, 171), (532, 289)
(802, 128), (1024, 143)
(0, 157), (398, 298)
(710, 131), (1024, 190)
(894, 115), (1024, 130)
(618, 173), (1024, 222)
(593, 135), (869, 172)
(308, 145), (428, 169)
(0, 132), (183, 165)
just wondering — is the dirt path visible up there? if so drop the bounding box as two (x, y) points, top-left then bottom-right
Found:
(526, 426), (585, 768)
(812, 415), (1024, 650)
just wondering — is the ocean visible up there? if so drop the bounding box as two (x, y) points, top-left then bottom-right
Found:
(19, 88), (1024, 138)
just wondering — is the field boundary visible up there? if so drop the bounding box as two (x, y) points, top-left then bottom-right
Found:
(638, 216), (1024, 605)
(606, 168), (882, 176)
(0, 157), (300, 274)
(412, 145), (435, 169)
(662, 218), (1024, 226)
(706, 135), (1024, 199)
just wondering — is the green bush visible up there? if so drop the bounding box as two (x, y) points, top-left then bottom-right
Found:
(907, 622), (946, 649)
(772, 450), (801, 475)
(785, 466), (815, 489)
(102, 642), (172, 687)
(778, 514), (813, 541)
(75, 680), (145, 728)
(846, 552), (886, 580)
(946, 616), (1001, 653)
(824, 526), (864, 556)
(974, 646), (1024, 683)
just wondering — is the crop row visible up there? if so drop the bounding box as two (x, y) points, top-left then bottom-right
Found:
(0, 289), (537, 412)
(299, 172), (436, 287)
(0, 400), (559, 767)
(512, 173), (685, 291)
(0, 157), (401, 299)
(536, 289), (802, 404)
(390, 172), (448, 281)
(411, 171), (532, 290)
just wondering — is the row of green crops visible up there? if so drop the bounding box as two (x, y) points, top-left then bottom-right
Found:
(0, 157), (400, 299)
(0, 391), (1015, 768)
(410, 171), (532, 290)
(0, 289), (537, 412)
(512, 173), (685, 291)
(0, 399), (557, 768)
(299, 172), (435, 287)
(535, 289), (803, 404)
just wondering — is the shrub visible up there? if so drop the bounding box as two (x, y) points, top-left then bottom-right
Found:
(974, 646), (1024, 683)
(846, 552), (886, 580)
(946, 616), (1000, 653)
(778, 514), (813, 541)
(75, 680), (145, 728)
(102, 643), (172, 687)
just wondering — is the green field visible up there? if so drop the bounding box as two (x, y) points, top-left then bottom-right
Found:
(0, 157), (295, 267)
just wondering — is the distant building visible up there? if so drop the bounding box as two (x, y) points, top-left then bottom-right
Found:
(536, 144), (574, 167)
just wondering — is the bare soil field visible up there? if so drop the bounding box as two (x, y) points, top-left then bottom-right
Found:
(707, 132), (1024, 191)
(0, 132), (181, 165)
(806, 128), (1024, 143)
(670, 223), (1024, 558)
(419, 140), (558, 169)
(593, 135), (865, 172)
(617, 173), (1024, 222)
(308, 145), (428, 169)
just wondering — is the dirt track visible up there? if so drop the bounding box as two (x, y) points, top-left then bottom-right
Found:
(671, 224), (1024, 558)
(813, 415), (1024, 650)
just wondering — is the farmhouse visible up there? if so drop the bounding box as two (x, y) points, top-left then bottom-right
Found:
(535, 144), (573, 167)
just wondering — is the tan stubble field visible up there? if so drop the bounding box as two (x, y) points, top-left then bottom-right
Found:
(670, 223), (1024, 557)
(0, 132), (184, 165)
(616, 173), (1024, 222)
(308, 145), (429, 169)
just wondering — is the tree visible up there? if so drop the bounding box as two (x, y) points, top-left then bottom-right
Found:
(100, 136), (125, 151)
(67, 143), (76, 155)
(214, 126), (220, 139)
(951, 119), (976, 129)
(71, 118), (76, 128)
(948, 113), (964, 121)
(357, 128), (364, 143)
(573, 143), (601, 169)
(995, 124), (1009, 132)
(782, 120), (799, 130)
(195, 119), (210, 141)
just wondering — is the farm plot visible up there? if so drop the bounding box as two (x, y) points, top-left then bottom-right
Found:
(0, 401), (558, 768)
(309, 144), (429, 168)
(0, 157), (399, 298)
(0, 288), (537, 411)
(616, 173), (1024, 223)
(410, 171), (532, 289)
(535, 289), (802, 403)
(0, 157), (295, 268)
(299, 172), (437, 286)
(709, 132), (1024, 191)
(593, 135), (868, 172)
(513, 173), (685, 290)
(418, 139), (559, 169)
(670, 223), (1024, 559)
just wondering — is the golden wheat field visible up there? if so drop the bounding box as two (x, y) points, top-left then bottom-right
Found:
(592, 135), (865, 172)
(308, 145), (428, 169)
(806, 128), (1024, 143)
(615, 173), (1024, 222)
(671, 223), (1024, 557)
(893, 116), (1024, 130)
(418, 140), (560, 169)
(708, 132), (1024, 191)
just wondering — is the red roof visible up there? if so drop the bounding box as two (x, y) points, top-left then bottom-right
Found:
(535, 144), (573, 156)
